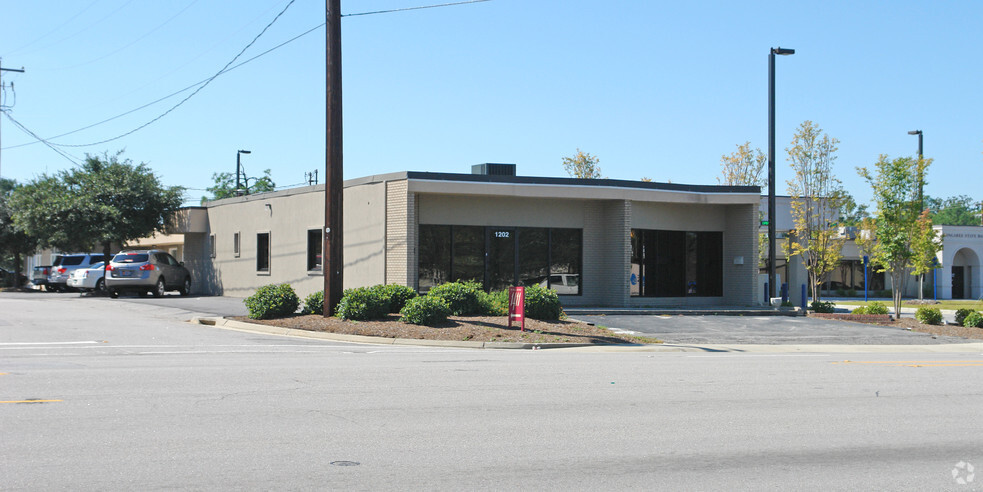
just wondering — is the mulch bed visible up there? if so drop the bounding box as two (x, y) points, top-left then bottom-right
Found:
(810, 312), (983, 341)
(230, 314), (654, 344)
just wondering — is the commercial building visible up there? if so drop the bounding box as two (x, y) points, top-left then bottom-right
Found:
(176, 166), (762, 307)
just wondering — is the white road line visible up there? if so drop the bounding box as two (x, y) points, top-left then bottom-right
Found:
(0, 341), (100, 346)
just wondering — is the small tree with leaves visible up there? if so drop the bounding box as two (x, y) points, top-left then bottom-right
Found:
(202, 169), (276, 203)
(0, 178), (38, 286)
(858, 155), (930, 317)
(785, 121), (846, 304)
(718, 141), (767, 187)
(562, 149), (602, 179)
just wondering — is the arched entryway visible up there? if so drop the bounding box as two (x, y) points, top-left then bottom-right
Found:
(951, 248), (980, 299)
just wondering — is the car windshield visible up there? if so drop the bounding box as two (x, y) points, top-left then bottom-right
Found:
(113, 253), (149, 263)
(61, 256), (86, 266)
(89, 262), (105, 270)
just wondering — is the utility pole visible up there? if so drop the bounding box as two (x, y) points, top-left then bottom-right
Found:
(0, 59), (26, 178)
(324, 0), (344, 316)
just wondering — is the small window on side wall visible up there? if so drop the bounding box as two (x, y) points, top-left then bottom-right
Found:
(307, 229), (322, 272)
(209, 234), (216, 258)
(257, 232), (270, 273)
(233, 232), (240, 258)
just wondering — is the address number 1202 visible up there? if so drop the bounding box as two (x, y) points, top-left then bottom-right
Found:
(494, 231), (510, 238)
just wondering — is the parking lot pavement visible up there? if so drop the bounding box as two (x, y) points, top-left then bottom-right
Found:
(574, 314), (970, 345)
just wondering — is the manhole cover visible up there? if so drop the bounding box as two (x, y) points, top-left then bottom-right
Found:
(330, 461), (360, 467)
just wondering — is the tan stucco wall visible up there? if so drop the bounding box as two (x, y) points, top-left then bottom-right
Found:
(418, 194), (586, 228)
(205, 183), (385, 299)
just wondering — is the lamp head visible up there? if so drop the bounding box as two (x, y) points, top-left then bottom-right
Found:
(238, 150), (251, 154)
(771, 47), (795, 55)
(908, 130), (922, 136)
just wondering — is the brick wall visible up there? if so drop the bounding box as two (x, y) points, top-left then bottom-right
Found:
(385, 180), (416, 287)
(722, 203), (758, 306)
(576, 200), (630, 307)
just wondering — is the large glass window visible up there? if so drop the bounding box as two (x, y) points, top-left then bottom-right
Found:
(631, 229), (722, 297)
(418, 225), (451, 291)
(417, 225), (582, 295)
(452, 226), (484, 283)
(549, 228), (581, 295)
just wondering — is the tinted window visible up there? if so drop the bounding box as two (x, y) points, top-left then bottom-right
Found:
(113, 254), (149, 263)
(257, 233), (270, 272)
(61, 256), (86, 266)
(418, 225), (450, 291)
(89, 262), (105, 270)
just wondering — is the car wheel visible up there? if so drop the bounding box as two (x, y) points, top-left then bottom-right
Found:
(95, 278), (106, 293)
(153, 278), (166, 298)
(179, 277), (191, 296)
(110, 289), (119, 299)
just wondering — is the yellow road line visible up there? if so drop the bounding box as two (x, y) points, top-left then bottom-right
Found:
(0, 399), (62, 404)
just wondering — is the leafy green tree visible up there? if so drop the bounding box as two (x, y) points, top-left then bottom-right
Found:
(0, 178), (38, 286)
(857, 154), (930, 317)
(202, 169), (276, 203)
(785, 121), (846, 305)
(910, 209), (943, 300)
(11, 151), (184, 273)
(926, 195), (979, 225)
(718, 141), (766, 186)
(837, 192), (869, 227)
(561, 149), (602, 179)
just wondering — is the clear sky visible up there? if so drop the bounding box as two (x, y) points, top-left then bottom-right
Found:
(1, 1), (980, 208)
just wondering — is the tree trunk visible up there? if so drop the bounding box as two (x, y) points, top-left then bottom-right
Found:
(14, 251), (23, 288)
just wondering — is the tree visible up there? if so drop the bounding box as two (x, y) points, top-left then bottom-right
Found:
(561, 149), (602, 179)
(718, 141), (767, 186)
(926, 195), (979, 225)
(0, 178), (38, 286)
(837, 192), (869, 227)
(857, 154), (930, 317)
(785, 121), (846, 305)
(11, 151), (184, 277)
(202, 169), (276, 203)
(910, 209), (943, 300)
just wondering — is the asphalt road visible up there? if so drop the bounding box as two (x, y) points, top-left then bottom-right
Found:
(3, 292), (983, 490)
(576, 314), (972, 345)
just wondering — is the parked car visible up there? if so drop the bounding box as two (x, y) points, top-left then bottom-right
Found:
(47, 253), (107, 292)
(538, 273), (580, 295)
(67, 262), (107, 293)
(32, 256), (60, 290)
(106, 250), (192, 298)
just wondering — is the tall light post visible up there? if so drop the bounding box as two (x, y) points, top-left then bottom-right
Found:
(236, 150), (251, 196)
(768, 46), (794, 302)
(908, 129), (923, 211)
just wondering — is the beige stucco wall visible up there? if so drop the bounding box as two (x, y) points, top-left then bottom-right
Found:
(418, 194), (586, 228)
(205, 183), (385, 299)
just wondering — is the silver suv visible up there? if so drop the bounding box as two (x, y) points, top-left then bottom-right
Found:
(106, 250), (192, 298)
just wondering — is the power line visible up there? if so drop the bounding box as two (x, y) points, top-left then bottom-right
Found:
(2, 21), (325, 151)
(2, 112), (80, 166)
(48, 0), (298, 149)
(343, 0), (490, 17)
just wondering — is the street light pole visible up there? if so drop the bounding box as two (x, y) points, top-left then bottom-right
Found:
(236, 150), (251, 196)
(768, 47), (794, 303)
(908, 129), (923, 211)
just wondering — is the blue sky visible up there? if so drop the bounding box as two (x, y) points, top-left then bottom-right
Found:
(1, 0), (980, 208)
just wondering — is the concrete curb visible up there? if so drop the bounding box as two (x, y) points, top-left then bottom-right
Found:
(190, 316), (605, 350)
(190, 317), (983, 353)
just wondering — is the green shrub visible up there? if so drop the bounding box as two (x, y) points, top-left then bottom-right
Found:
(915, 306), (943, 325)
(244, 283), (300, 320)
(853, 301), (888, 315)
(371, 284), (418, 313)
(335, 286), (389, 321)
(955, 308), (976, 326)
(300, 290), (325, 315)
(522, 284), (563, 321)
(399, 296), (451, 326)
(486, 289), (509, 316)
(426, 281), (492, 316)
(963, 311), (983, 328)
(810, 301), (836, 313)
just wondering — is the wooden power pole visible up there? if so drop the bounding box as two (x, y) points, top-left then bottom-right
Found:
(323, 0), (344, 316)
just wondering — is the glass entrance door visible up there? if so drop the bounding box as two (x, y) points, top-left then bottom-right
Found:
(952, 266), (965, 299)
(487, 227), (516, 291)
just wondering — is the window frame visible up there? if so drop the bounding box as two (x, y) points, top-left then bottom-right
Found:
(256, 231), (271, 274)
(233, 232), (241, 258)
(307, 228), (323, 273)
